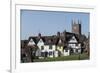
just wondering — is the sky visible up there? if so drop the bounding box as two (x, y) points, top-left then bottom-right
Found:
(21, 10), (90, 40)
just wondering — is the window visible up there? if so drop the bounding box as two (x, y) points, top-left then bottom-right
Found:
(41, 46), (44, 50)
(41, 52), (45, 57)
(76, 49), (78, 53)
(63, 46), (67, 52)
(39, 39), (42, 42)
(49, 45), (52, 49)
(49, 52), (52, 55)
(30, 39), (33, 42)
(76, 43), (78, 46)
(65, 49), (68, 52)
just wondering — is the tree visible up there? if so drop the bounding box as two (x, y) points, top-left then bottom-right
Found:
(28, 45), (38, 62)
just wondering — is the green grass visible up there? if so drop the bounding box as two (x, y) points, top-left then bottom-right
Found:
(33, 53), (89, 62)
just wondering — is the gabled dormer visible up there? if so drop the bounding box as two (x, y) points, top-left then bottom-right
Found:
(68, 36), (78, 43)
(27, 38), (36, 46)
(56, 38), (64, 46)
(37, 38), (44, 46)
(58, 38), (63, 44)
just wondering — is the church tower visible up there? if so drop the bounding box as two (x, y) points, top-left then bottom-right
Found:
(72, 20), (81, 35)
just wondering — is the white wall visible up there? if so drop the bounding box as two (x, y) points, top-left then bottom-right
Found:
(37, 39), (44, 49)
(63, 50), (70, 56)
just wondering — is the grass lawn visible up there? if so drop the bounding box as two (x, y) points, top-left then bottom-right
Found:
(33, 53), (89, 62)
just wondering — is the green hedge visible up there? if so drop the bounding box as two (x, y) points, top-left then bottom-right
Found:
(33, 53), (89, 62)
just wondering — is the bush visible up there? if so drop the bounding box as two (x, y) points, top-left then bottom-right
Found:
(33, 53), (89, 62)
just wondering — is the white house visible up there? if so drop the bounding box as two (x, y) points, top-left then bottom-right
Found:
(44, 45), (57, 58)
(27, 33), (82, 59)
(68, 35), (81, 54)
(37, 37), (59, 58)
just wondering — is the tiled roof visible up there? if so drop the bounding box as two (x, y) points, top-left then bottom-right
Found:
(21, 31), (87, 46)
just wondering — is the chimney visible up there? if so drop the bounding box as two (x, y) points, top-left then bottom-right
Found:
(38, 33), (41, 38)
(57, 32), (60, 37)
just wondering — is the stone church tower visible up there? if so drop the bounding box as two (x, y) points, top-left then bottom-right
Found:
(72, 20), (81, 35)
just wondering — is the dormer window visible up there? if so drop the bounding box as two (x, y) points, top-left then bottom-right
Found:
(28, 38), (35, 46)
(39, 39), (43, 43)
(49, 45), (52, 49)
(30, 39), (33, 42)
(68, 36), (78, 43)
(39, 39), (42, 42)
(72, 36), (75, 40)
(41, 46), (44, 50)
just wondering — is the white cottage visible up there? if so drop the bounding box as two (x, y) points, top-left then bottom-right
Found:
(42, 38), (57, 58)
(56, 38), (70, 56)
(68, 35), (81, 54)
(37, 37), (58, 58)
(44, 45), (56, 57)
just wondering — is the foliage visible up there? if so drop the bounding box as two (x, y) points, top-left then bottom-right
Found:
(33, 53), (89, 62)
